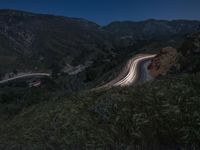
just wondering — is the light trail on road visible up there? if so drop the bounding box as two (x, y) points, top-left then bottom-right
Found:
(0, 54), (156, 89)
(96, 54), (156, 89)
(0, 73), (50, 84)
(113, 54), (156, 86)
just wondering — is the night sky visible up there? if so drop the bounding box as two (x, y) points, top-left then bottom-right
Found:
(0, 0), (200, 25)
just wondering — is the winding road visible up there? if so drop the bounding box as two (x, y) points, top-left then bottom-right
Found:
(0, 54), (156, 89)
(97, 54), (156, 89)
(0, 73), (50, 84)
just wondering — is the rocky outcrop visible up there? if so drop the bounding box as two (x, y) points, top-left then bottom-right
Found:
(148, 47), (178, 77)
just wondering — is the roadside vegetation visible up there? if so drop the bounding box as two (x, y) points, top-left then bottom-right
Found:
(0, 73), (199, 150)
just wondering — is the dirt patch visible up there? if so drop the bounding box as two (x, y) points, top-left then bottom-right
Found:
(148, 47), (178, 77)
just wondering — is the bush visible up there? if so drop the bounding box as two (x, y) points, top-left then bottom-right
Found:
(0, 73), (200, 149)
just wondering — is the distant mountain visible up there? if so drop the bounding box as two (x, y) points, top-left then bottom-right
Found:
(0, 9), (114, 74)
(104, 19), (200, 40)
(1, 9), (200, 77)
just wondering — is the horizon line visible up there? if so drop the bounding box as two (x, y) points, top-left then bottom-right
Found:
(0, 8), (200, 26)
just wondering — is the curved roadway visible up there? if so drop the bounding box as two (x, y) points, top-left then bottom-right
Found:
(0, 73), (50, 84)
(97, 54), (156, 89)
(0, 54), (156, 88)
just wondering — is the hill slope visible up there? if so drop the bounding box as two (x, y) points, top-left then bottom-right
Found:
(0, 73), (199, 149)
(104, 19), (200, 40)
(0, 9), (114, 74)
(1, 10), (200, 76)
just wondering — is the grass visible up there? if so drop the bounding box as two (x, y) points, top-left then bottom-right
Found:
(0, 73), (200, 149)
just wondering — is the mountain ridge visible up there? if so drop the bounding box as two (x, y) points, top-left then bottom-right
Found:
(0, 9), (200, 81)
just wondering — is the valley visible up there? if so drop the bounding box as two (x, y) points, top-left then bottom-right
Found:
(0, 9), (200, 150)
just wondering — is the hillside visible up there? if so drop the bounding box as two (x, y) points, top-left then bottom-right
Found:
(0, 9), (200, 150)
(178, 32), (200, 73)
(104, 19), (200, 40)
(0, 73), (199, 149)
(1, 10), (200, 78)
(0, 9), (114, 75)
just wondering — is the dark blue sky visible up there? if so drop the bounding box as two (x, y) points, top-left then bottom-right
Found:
(0, 0), (200, 25)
